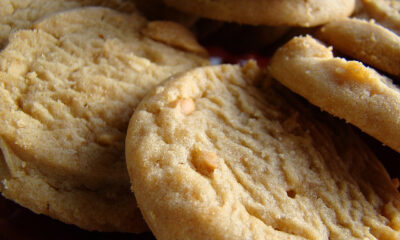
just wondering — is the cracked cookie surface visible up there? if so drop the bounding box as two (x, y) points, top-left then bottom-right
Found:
(126, 62), (400, 240)
(0, 7), (208, 232)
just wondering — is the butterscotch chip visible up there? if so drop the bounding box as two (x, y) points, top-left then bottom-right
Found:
(317, 18), (400, 77)
(191, 150), (218, 175)
(163, 0), (356, 27)
(0, 0), (137, 49)
(179, 98), (196, 115)
(170, 98), (196, 115)
(270, 35), (400, 154)
(126, 62), (400, 240)
(0, 7), (208, 232)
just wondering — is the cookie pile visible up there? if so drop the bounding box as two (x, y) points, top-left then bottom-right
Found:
(0, 0), (400, 240)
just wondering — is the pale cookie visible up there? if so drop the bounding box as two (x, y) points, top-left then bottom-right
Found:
(362, 0), (400, 35)
(163, 0), (356, 27)
(0, 0), (137, 49)
(0, 7), (208, 232)
(126, 62), (400, 240)
(317, 18), (400, 77)
(270, 35), (400, 154)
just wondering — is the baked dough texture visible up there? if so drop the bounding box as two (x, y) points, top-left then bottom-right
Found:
(269, 35), (400, 154)
(163, 0), (356, 27)
(0, 7), (208, 232)
(126, 62), (400, 240)
(0, 0), (137, 49)
(317, 18), (400, 77)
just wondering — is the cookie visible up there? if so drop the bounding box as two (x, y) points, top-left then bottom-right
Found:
(163, 0), (356, 27)
(126, 61), (400, 240)
(0, 0), (136, 49)
(0, 7), (208, 232)
(317, 18), (400, 77)
(362, 0), (400, 35)
(269, 35), (400, 154)
(141, 21), (207, 56)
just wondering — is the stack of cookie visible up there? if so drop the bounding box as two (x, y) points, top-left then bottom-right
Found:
(0, 0), (400, 240)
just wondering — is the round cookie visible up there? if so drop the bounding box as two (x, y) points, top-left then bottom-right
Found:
(317, 18), (400, 77)
(362, 0), (400, 35)
(163, 0), (356, 27)
(0, 7), (208, 232)
(269, 35), (400, 154)
(0, 0), (137, 49)
(126, 62), (400, 240)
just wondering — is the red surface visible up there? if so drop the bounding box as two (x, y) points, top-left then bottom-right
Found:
(207, 46), (270, 67)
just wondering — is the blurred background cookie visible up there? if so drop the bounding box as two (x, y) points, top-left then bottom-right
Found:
(0, 0), (136, 49)
(162, 0), (356, 27)
(361, 0), (400, 35)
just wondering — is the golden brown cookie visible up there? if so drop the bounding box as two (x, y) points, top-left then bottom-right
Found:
(126, 62), (400, 240)
(317, 18), (400, 77)
(0, 7), (208, 232)
(0, 0), (137, 49)
(163, 0), (356, 27)
(270, 35), (400, 154)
